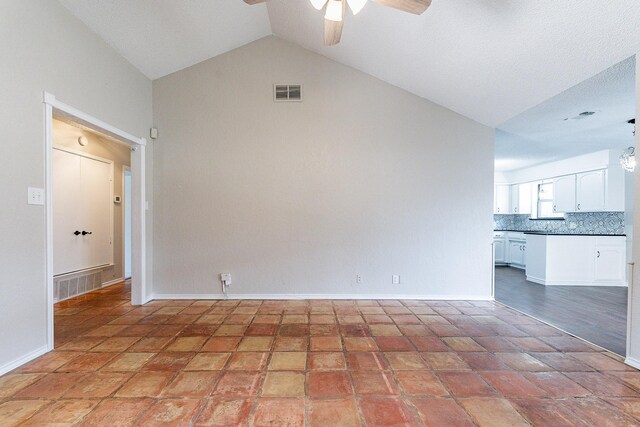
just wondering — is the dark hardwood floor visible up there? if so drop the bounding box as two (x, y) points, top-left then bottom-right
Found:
(495, 266), (627, 355)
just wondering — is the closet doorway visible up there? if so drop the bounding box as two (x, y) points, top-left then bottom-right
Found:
(52, 121), (125, 303)
(44, 92), (147, 350)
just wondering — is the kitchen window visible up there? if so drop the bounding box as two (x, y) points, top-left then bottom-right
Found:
(536, 182), (564, 219)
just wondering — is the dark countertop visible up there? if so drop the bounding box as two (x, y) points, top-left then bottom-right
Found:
(494, 230), (625, 236)
(523, 231), (626, 237)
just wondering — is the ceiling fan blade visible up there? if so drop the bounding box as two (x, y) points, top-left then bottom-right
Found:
(243, 0), (269, 4)
(324, 18), (344, 45)
(372, 0), (431, 15)
(324, 0), (345, 46)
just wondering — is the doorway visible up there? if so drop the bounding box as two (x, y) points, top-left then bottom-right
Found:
(492, 57), (635, 356)
(43, 92), (147, 350)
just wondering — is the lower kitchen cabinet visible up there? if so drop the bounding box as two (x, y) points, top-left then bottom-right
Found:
(525, 234), (626, 286)
(494, 236), (506, 264)
(508, 240), (526, 267)
(594, 237), (626, 284)
(494, 232), (525, 268)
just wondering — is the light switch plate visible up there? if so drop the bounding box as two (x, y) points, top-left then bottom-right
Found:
(28, 187), (45, 205)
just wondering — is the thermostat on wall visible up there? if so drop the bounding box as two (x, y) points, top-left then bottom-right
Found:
(114, 195), (121, 204)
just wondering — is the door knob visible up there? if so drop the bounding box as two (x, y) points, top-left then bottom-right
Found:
(81, 231), (92, 236)
(73, 230), (81, 236)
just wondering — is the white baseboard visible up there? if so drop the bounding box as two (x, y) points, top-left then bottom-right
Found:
(526, 275), (545, 285)
(102, 277), (125, 288)
(526, 275), (627, 287)
(0, 345), (49, 376)
(150, 293), (493, 301)
(625, 356), (640, 370)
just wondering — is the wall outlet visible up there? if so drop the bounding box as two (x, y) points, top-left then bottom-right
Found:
(356, 274), (362, 284)
(221, 273), (232, 287)
(392, 275), (400, 285)
(27, 187), (45, 205)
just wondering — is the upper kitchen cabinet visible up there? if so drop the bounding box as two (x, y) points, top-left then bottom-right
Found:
(551, 168), (623, 213)
(576, 170), (605, 212)
(604, 167), (626, 212)
(552, 175), (576, 213)
(509, 183), (533, 215)
(494, 184), (510, 214)
(518, 183), (532, 215)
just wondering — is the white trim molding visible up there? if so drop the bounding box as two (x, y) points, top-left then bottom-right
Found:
(102, 277), (125, 288)
(151, 293), (494, 301)
(625, 356), (640, 370)
(527, 275), (627, 287)
(0, 346), (48, 377)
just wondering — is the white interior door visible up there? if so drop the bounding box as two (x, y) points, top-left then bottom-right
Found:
(53, 148), (113, 276)
(80, 156), (112, 268)
(53, 149), (81, 275)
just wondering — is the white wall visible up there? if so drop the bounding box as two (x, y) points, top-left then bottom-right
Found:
(0, 0), (152, 373)
(152, 36), (494, 299)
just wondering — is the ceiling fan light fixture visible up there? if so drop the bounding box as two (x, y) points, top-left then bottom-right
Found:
(309, 0), (329, 10)
(325, 0), (343, 21)
(346, 0), (367, 14)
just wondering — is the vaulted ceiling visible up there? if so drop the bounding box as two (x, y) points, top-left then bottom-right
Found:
(495, 57), (636, 171)
(58, 0), (640, 128)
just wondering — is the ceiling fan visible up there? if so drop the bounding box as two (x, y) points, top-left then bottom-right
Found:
(243, 0), (432, 46)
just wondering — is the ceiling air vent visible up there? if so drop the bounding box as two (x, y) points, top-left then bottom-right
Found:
(274, 84), (302, 102)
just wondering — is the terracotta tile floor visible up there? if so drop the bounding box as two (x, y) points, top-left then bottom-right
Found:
(2, 282), (640, 425)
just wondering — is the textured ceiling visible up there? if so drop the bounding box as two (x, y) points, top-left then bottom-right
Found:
(495, 57), (636, 172)
(58, 0), (640, 127)
(57, 0), (271, 79)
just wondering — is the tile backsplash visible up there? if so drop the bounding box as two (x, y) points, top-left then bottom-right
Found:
(494, 212), (625, 235)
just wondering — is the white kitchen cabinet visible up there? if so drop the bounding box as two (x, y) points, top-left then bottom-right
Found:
(494, 184), (510, 214)
(605, 167), (625, 211)
(508, 240), (526, 267)
(53, 147), (113, 276)
(552, 175), (576, 213)
(576, 170), (605, 212)
(518, 183), (532, 215)
(594, 237), (626, 284)
(494, 234), (506, 264)
(510, 185), (519, 214)
(526, 234), (626, 286)
(508, 183), (532, 215)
